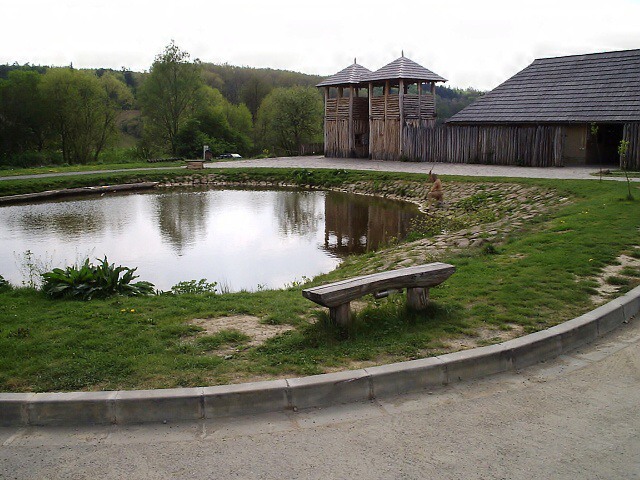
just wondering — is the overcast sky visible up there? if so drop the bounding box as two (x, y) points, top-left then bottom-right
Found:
(2, 0), (640, 90)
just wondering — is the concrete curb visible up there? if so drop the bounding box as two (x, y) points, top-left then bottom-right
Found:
(2, 285), (639, 427)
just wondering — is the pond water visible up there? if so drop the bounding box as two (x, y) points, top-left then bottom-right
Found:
(0, 188), (422, 292)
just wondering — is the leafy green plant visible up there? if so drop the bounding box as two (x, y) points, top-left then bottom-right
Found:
(171, 279), (218, 295)
(15, 249), (51, 289)
(41, 257), (155, 300)
(0, 274), (12, 293)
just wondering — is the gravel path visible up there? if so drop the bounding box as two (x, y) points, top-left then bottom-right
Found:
(1, 156), (638, 182)
(207, 155), (639, 181)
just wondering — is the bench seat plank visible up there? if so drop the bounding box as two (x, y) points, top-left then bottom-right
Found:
(302, 263), (455, 308)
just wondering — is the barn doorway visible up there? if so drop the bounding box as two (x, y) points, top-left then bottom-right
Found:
(586, 123), (624, 165)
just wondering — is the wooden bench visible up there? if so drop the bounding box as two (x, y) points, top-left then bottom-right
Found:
(186, 160), (205, 170)
(302, 262), (456, 326)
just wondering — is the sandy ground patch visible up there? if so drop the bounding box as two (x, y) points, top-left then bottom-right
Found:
(447, 324), (526, 350)
(190, 315), (294, 347)
(590, 251), (640, 304)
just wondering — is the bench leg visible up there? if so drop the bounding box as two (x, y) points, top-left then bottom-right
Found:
(329, 303), (351, 327)
(406, 287), (429, 310)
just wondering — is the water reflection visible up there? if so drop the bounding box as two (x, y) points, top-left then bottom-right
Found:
(0, 188), (422, 291)
(8, 201), (108, 237)
(154, 191), (210, 254)
(323, 191), (418, 255)
(274, 190), (322, 236)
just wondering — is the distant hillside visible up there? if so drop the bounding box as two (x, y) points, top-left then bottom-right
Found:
(201, 63), (324, 118)
(435, 85), (484, 122)
(1, 62), (482, 121)
(200, 65), (484, 120)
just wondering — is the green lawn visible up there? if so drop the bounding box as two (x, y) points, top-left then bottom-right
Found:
(0, 170), (639, 392)
(0, 161), (184, 177)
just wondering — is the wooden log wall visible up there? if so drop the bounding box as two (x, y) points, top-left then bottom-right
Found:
(622, 123), (640, 170)
(403, 94), (435, 119)
(324, 96), (369, 158)
(324, 119), (349, 158)
(402, 124), (565, 166)
(324, 98), (350, 120)
(370, 119), (401, 160)
(324, 119), (370, 158)
(370, 95), (400, 119)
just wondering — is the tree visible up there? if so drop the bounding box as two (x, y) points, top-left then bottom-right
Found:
(174, 85), (253, 158)
(618, 139), (634, 200)
(139, 41), (204, 155)
(0, 70), (49, 157)
(240, 75), (272, 119)
(256, 86), (323, 155)
(94, 72), (134, 160)
(40, 68), (130, 164)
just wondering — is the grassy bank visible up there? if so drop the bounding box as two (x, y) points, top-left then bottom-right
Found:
(0, 170), (639, 392)
(0, 161), (185, 178)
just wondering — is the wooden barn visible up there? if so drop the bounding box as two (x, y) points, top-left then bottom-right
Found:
(442, 49), (640, 169)
(320, 49), (640, 169)
(317, 55), (447, 160)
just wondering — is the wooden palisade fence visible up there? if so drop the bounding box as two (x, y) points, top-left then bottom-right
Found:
(622, 123), (640, 170)
(404, 124), (563, 167)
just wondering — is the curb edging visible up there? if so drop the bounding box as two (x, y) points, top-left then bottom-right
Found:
(2, 285), (639, 427)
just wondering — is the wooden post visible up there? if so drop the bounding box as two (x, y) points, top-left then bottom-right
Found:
(431, 82), (436, 116)
(368, 82), (373, 159)
(324, 87), (329, 150)
(329, 303), (351, 326)
(406, 287), (429, 310)
(399, 79), (404, 159)
(418, 82), (422, 121)
(348, 85), (354, 156)
(384, 81), (389, 120)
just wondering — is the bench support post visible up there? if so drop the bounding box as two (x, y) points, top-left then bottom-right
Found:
(406, 287), (429, 310)
(329, 303), (351, 327)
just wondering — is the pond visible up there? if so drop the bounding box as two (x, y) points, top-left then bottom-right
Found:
(0, 187), (422, 292)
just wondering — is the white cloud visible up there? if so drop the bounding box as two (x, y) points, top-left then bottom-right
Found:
(1, 0), (639, 89)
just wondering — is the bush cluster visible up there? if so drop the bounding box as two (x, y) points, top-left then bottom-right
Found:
(41, 257), (155, 300)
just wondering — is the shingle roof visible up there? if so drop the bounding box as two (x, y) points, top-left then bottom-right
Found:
(316, 63), (373, 87)
(448, 49), (640, 124)
(364, 56), (447, 83)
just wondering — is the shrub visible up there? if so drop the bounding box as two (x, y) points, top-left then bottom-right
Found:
(0, 274), (11, 293)
(171, 279), (218, 295)
(41, 257), (155, 300)
(0, 151), (64, 168)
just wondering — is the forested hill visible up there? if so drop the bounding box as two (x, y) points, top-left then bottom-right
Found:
(201, 64), (324, 117)
(201, 64), (484, 121)
(0, 62), (483, 121)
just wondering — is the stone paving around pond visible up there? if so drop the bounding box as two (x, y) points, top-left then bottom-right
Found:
(334, 179), (561, 273)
